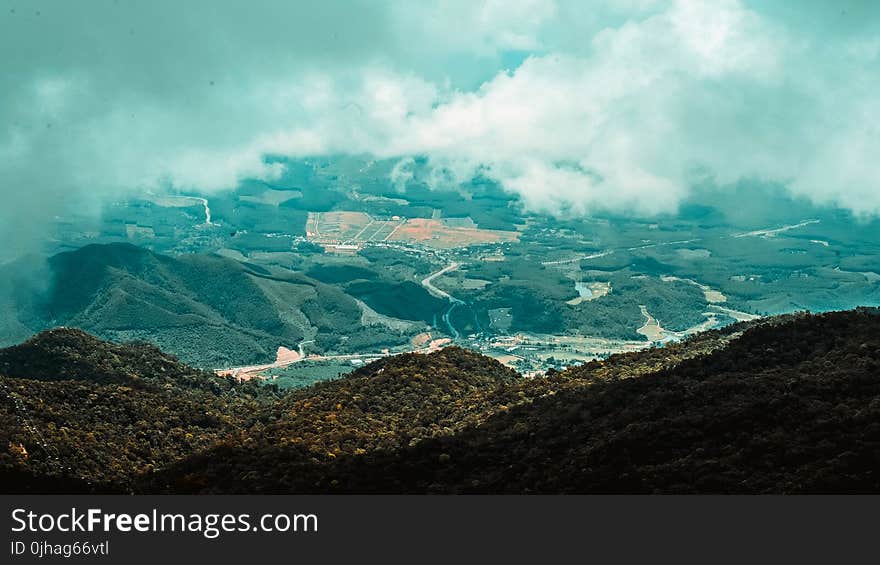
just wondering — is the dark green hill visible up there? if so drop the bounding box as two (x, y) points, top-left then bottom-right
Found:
(346, 280), (446, 323)
(149, 309), (880, 494)
(18, 243), (372, 367)
(0, 328), (278, 492)
(3, 310), (880, 494)
(0, 328), (207, 387)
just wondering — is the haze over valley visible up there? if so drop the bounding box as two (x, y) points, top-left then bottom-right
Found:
(1, 155), (878, 384)
(3, 0), (880, 497)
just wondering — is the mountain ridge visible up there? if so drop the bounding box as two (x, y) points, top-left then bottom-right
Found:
(4, 243), (394, 367)
(2, 308), (879, 493)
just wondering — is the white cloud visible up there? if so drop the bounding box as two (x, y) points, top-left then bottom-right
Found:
(2, 0), (880, 259)
(392, 0), (557, 56)
(390, 157), (416, 192)
(212, 0), (794, 215)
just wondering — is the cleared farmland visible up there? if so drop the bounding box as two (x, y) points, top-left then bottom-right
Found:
(306, 211), (519, 249)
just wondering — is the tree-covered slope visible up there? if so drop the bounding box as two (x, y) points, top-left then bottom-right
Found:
(0, 328), (279, 492)
(15, 243), (371, 367)
(3, 309), (880, 494)
(150, 309), (880, 494)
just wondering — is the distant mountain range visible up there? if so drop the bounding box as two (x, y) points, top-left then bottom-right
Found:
(1, 243), (386, 367)
(2, 308), (879, 493)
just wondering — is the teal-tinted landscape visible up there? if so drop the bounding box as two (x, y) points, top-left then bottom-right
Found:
(1, 158), (878, 378)
(2, 1), (879, 379)
(4, 0), (880, 499)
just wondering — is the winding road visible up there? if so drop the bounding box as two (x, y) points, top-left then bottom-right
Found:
(163, 195), (214, 225)
(421, 262), (466, 338)
(421, 262), (461, 301)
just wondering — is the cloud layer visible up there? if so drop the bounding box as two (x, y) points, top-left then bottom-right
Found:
(2, 0), (879, 255)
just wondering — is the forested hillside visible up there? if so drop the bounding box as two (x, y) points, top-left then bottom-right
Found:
(2, 309), (879, 494)
(5, 243), (396, 367)
(0, 328), (278, 492)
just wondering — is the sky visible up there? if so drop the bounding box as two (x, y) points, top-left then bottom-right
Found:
(1, 0), (879, 256)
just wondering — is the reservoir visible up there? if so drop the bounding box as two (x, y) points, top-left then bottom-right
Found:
(574, 282), (594, 299)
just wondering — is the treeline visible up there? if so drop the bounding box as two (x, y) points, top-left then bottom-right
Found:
(4, 309), (880, 494)
(0, 329), (279, 492)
